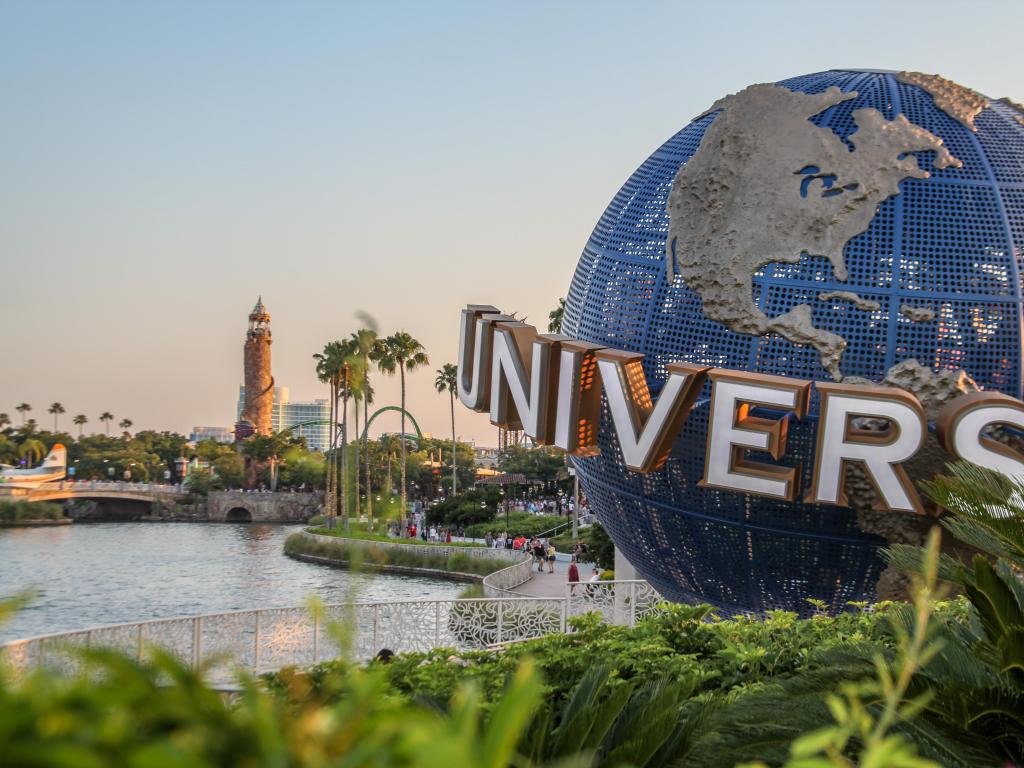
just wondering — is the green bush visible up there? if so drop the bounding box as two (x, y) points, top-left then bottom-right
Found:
(464, 512), (564, 539)
(0, 500), (63, 522)
(284, 532), (508, 577)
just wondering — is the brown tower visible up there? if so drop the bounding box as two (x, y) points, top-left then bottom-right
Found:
(242, 297), (274, 436)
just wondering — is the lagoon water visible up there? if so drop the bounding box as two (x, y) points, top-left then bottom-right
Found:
(0, 522), (464, 643)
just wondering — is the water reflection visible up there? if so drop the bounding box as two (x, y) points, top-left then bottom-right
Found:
(0, 523), (465, 642)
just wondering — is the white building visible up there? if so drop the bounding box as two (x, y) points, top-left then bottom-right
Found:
(190, 426), (234, 444)
(236, 386), (331, 452)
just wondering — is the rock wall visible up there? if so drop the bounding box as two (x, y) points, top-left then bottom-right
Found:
(65, 491), (321, 523)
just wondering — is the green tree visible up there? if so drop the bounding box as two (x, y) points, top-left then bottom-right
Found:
(15, 403), (31, 425)
(212, 452), (246, 489)
(72, 414), (88, 436)
(373, 331), (428, 515)
(99, 412), (114, 435)
(548, 297), (566, 332)
(0, 435), (17, 464)
(435, 363), (459, 496)
(47, 402), (65, 432)
(17, 438), (46, 468)
(315, 340), (360, 525)
(118, 418), (133, 437)
(352, 327), (378, 523)
(0, 413), (11, 431)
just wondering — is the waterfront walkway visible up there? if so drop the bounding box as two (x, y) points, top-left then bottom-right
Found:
(510, 556), (596, 597)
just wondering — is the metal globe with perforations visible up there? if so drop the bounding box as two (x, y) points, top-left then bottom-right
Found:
(562, 69), (1024, 616)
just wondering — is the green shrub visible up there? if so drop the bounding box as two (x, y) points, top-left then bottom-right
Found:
(284, 532), (508, 577)
(464, 512), (564, 538)
(0, 500), (63, 522)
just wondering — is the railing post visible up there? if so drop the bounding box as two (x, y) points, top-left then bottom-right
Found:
(560, 593), (567, 634)
(192, 617), (202, 670)
(136, 624), (143, 661)
(373, 604), (380, 651)
(435, 601), (441, 648)
(253, 612), (261, 672)
(496, 600), (504, 645)
(312, 612), (320, 664)
(630, 582), (637, 627)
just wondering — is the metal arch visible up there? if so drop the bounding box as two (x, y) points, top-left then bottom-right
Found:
(361, 406), (423, 442)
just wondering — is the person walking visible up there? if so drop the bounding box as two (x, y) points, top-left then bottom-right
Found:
(567, 556), (580, 594)
(533, 538), (545, 573)
(546, 540), (556, 573)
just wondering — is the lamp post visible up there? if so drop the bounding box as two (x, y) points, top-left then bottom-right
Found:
(568, 466), (579, 539)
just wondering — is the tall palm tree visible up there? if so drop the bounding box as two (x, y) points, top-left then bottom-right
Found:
(48, 402), (65, 432)
(18, 438), (46, 468)
(0, 413), (10, 431)
(352, 327), (378, 523)
(373, 332), (429, 515)
(435, 363), (459, 496)
(119, 418), (133, 437)
(73, 414), (88, 436)
(315, 340), (360, 527)
(15, 403), (31, 425)
(99, 412), (114, 435)
(315, 343), (343, 524)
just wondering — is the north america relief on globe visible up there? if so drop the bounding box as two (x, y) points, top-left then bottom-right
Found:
(666, 83), (960, 380)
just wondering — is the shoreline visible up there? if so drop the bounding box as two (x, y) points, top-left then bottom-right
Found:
(0, 518), (73, 528)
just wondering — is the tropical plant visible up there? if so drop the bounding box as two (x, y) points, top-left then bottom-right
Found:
(47, 402), (65, 431)
(373, 331), (428, 515)
(0, 434), (18, 464)
(435, 362), (459, 496)
(315, 339), (361, 525)
(548, 297), (566, 333)
(99, 411), (114, 435)
(17, 438), (46, 468)
(15, 402), (31, 424)
(352, 326), (378, 524)
(0, 412), (10, 430)
(119, 418), (133, 436)
(72, 413), (88, 436)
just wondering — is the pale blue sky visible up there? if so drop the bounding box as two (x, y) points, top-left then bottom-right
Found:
(1, 0), (1021, 443)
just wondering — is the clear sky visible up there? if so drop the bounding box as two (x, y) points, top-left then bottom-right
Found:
(1, 0), (1021, 445)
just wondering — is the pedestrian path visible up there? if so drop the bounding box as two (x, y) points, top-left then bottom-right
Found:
(510, 556), (596, 598)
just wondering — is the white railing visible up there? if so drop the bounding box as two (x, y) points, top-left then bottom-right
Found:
(1, 583), (664, 682)
(566, 580), (664, 627)
(32, 481), (186, 494)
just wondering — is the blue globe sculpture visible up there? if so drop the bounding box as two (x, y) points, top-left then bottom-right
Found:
(562, 69), (1024, 615)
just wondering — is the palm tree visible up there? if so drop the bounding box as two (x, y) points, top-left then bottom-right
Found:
(99, 412), (114, 435)
(48, 402), (65, 432)
(18, 438), (46, 468)
(0, 435), (17, 464)
(119, 418), (133, 437)
(73, 414), (88, 436)
(435, 363), (459, 496)
(0, 413), (10, 431)
(373, 332), (428, 515)
(548, 297), (566, 333)
(15, 403), (31, 425)
(352, 327), (378, 523)
(315, 340), (360, 527)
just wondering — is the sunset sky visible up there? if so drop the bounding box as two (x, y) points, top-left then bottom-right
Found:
(2, 0), (1022, 445)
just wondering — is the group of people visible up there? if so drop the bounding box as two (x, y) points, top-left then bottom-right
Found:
(389, 522), (468, 543)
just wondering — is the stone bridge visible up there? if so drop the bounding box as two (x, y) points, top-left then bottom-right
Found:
(204, 490), (321, 523)
(0, 481), (188, 504)
(1, 482), (321, 523)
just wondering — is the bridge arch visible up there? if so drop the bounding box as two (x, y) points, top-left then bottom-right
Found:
(225, 507), (252, 523)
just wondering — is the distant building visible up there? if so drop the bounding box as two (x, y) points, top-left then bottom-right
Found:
(473, 446), (500, 469)
(237, 385), (331, 452)
(190, 426), (234, 444)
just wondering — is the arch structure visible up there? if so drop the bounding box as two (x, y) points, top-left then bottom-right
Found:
(361, 407), (423, 443)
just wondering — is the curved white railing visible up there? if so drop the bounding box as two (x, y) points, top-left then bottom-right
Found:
(1, 581), (664, 683)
